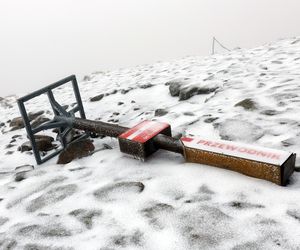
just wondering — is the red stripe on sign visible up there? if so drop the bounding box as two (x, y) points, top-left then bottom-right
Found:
(133, 123), (169, 143)
(119, 120), (150, 139)
(119, 120), (169, 143)
(181, 137), (193, 142)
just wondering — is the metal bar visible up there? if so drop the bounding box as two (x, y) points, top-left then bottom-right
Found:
(58, 117), (184, 155)
(18, 75), (76, 102)
(32, 121), (68, 134)
(17, 100), (42, 164)
(72, 77), (86, 119)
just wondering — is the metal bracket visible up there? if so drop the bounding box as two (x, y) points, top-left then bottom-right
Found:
(17, 75), (88, 164)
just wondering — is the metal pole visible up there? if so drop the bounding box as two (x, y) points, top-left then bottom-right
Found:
(58, 117), (184, 155)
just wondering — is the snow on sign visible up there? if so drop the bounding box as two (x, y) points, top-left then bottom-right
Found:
(118, 120), (171, 159)
(181, 137), (296, 186)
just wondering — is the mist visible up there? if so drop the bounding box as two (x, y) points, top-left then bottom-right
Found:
(0, 0), (299, 96)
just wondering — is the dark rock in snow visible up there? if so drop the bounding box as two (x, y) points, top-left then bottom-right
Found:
(14, 165), (34, 182)
(234, 98), (257, 110)
(227, 201), (264, 209)
(154, 109), (168, 117)
(261, 109), (280, 116)
(90, 94), (104, 102)
(169, 81), (182, 97)
(57, 139), (95, 164)
(179, 86), (217, 101)
(31, 116), (51, 128)
(9, 111), (45, 130)
(183, 112), (195, 116)
(9, 117), (24, 129)
(118, 102), (124, 105)
(28, 111), (44, 120)
(140, 83), (153, 89)
(18, 135), (55, 152)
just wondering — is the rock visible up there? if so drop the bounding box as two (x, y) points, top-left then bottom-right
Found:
(260, 109), (280, 116)
(14, 165), (34, 182)
(18, 135), (55, 152)
(168, 79), (218, 100)
(32, 134), (54, 142)
(0, 122), (4, 127)
(57, 139), (95, 164)
(90, 94), (104, 102)
(140, 83), (153, 89)
(121, 89), (131, 94)
(5, 144), (15, 149)
(234, 98), (257, 110)
(12, 135), (22, 139)
(83, 75), (92, 81)
(179, 86), (217, 101)
(9, 117), (24, 129)
(9, 111), (45, 130)
(183, 112), (195, 116)
(118, 102), (124, 105)
(31, 116), (51, 128)
(219, 119), (264, 142)
(154, 109), (168, 117)
(227, 201), (264, 209)
(169, 81), (182, 96)
(28, 111), (44, 120)
(18, 141), (32, 152)
(204, 117), (218, 123)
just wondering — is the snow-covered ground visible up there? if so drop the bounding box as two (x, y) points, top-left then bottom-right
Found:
(1, 36), (300, 250)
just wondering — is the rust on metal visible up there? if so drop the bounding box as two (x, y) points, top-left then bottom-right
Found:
(183, 146), (295, 186)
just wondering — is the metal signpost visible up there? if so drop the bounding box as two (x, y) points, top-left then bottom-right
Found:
(17, 76), (296, 185)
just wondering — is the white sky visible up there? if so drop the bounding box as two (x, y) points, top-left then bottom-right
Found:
(0, 0), (300, 96)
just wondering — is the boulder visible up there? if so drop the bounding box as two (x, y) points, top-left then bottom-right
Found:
(90, 94), (104, 102)
(57, 139), (95, 164)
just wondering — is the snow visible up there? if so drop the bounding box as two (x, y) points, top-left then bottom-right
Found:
(0, 36), (300, 249)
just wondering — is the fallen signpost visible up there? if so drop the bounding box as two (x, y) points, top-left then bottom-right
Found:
(17, 75), (296, 186)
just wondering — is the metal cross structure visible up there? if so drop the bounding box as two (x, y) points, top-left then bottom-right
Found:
(17, 75), (296, 186)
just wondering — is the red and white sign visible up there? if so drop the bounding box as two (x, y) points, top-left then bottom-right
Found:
(119, 120), (170, 143)
(181, 137), (291, 166)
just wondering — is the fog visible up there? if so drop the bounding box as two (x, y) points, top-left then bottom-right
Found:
(0, 0), (299, 96)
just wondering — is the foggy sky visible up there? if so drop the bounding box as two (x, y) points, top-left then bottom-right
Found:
(0, 0), (300, 96)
